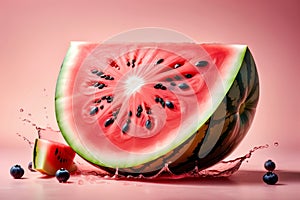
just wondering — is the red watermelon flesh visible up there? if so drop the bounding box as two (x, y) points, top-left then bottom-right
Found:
(55, 43), (259, 175)
(33, 138), (77, 176)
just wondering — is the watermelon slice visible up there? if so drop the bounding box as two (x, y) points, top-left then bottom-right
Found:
(55, 42), (259, 175)
(33, 138), (77, 176)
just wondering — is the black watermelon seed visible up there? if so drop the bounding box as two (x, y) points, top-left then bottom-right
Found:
(127, 61), (131, 66)
(131, 59), (136, 68)
(160, 100), (165, 108)
(96, 71), (104, 76)
(100, 105), (104, 110)
(109, 76), (114, 81)
(178, 83), (190, 90)
(128, 111), (132, 117)
(166, 77), (173, 82)
(154, 83), (163, 89)
(170, 82), (176, 86)
(145, 120), (152, 130)
(155, 97), (160, 103)
(107, 98), (113, 103)
(104, 118), (114, 127)
(161, 86), (167, 90)
(100, 74), (106, 78)
(137, 105), (143, 112)
(54, 148), (58, 156)
(158, 97), (164, 103)
(91, 69), (98, 74)
(165, 101), (174, 109)
(156, 58), (164, 65)
(195, 60), (208, 67)
(105, 76), (111, 80)
(174, 63), (182, 69)
(185, 74), (193, 78)
(95, 99), (101, 103)
(122, 123), (129, 133)
(98, 83), (105, 89)
(146, 109), (151, 114)
(101, 96), (107, 100)
(174, 75), (181, 80)
(94, 82), (100, 87)
(90, 107), (99, 115)
(112, 109), (119, 117)
(136, 112), (141, 118)
(126, 118), (131, 123)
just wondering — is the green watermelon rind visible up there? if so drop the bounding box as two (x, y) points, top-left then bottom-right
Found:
(55, 43), (104, 166)
(55, 42), (247, 169)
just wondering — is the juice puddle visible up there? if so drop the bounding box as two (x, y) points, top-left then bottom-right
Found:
(17, 107), (273, 182)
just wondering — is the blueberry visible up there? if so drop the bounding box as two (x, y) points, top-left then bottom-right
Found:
(28, 161), (36, 172)
(55, 168), (70, 183)
(264, 159), (276, 171)
(263, 171), (278, 185)
(10, 165), (24, 179)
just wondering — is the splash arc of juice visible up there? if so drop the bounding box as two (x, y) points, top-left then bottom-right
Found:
(17, 107), (269, 181)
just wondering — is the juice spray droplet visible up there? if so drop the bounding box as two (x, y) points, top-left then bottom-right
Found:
(16, 133), (34, 148)
(274, 142), (279, 147)
(112, 168), (120, 179)
(19, 108), (24, 112)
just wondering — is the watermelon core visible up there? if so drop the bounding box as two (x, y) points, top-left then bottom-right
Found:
(55, 43), (259, 175)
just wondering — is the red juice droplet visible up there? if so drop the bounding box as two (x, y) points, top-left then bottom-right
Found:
(20, 108), (24, 112)
(274, 142), (279, 147)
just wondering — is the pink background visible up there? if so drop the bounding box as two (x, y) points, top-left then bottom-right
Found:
(0, 0), (299, 199)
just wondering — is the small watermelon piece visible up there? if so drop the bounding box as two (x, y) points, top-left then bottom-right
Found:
(55, 42), (259, 175)
(33, 138), (77, 176)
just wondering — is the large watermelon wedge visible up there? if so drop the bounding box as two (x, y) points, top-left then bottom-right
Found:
(55, 42), (259, 175)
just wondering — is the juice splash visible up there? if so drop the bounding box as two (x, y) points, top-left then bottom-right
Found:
(16, 96), (271, 181)
(74, 144), (269, 181)
(16, 107), (270, 181)
(17, 106), (65, 145)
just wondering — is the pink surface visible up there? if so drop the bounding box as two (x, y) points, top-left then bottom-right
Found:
(0, 0), (300, 199)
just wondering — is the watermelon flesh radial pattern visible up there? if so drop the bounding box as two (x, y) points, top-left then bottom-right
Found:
(55, 42), (259, 175)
